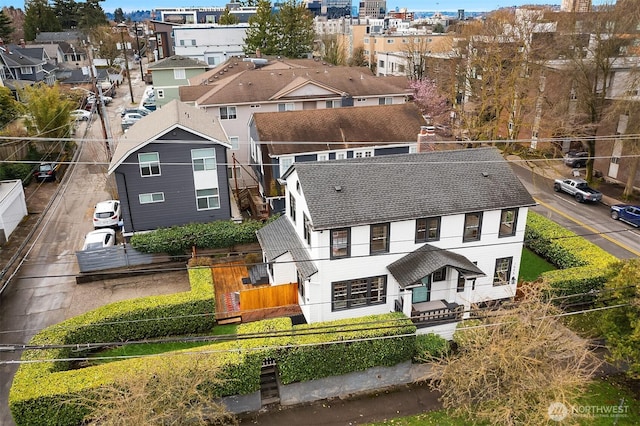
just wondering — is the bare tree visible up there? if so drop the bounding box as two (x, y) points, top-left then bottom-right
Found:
(426, 288), (601, 425)
(75, 355), (238, 426)
(459, 9), (548, 146)
(545, 3), (639, 181)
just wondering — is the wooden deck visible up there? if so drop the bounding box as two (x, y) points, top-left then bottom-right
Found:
(211, 260), (302, 324)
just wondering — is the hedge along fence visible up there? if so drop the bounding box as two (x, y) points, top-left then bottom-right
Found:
(9, 267), (217, 426)
(276, 313), (417, 384)
(524, 211), (618, 297)
(130, 219), (272, 256)
(9, 268), (420, 426)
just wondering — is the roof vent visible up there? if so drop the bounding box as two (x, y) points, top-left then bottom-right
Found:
(481, 172), (489, 177)
(334, 185), (342, 192)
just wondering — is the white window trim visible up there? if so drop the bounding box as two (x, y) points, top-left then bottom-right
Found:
(191, 148), (217, 171)
(139, 192), (165, 204)
(174, 68), (186, 79)
(138, 152), (161, 177)
(196, 188), (220, 210)
(157, 89), (165, 99)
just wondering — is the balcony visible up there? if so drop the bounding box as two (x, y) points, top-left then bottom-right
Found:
(395, 299), (463, 328)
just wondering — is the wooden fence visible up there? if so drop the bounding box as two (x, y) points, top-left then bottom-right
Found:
(240, 282), (298, 311)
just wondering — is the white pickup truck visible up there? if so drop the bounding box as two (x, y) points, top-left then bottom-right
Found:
(553, 178), (603, 203)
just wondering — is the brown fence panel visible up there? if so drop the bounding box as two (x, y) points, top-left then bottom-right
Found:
(240, 283), (298, 311)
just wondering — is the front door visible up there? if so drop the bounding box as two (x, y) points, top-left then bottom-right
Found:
(412, 276), (431, 303)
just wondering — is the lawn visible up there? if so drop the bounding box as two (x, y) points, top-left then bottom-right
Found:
(519, 246), (556, 282)
(85, 324), (238, 365)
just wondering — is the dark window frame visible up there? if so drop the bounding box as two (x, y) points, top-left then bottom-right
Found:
(463, 212), (483, 242)
(493, 257), (513, 286)
(331, 275), (387, 311)
(330, 228), (350, 259)
(370, 223), (390, 254)
(415, 217), (441, 243)
(499, 208), (518, 237)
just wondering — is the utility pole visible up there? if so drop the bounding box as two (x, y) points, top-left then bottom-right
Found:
(134, 22), (144, 77)
(86, 43), (112, 160)
(117, 23), (135, 104)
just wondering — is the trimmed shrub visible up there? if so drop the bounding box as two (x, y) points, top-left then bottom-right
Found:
(130, 219), (270, 255)
(525, 211), (617, 298)
(413, 333), (450, 362)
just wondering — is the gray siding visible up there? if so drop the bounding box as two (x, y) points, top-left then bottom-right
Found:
(115, 132), (231, 233)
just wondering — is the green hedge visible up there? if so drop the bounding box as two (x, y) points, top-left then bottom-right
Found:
(130, 219), (269, 255)
(9, 272), (417, 426)
(9, 267), (217, 426)
(413, 333), (450, 361)
(278, 313), (416, 383)
(525, 211), (617, 297)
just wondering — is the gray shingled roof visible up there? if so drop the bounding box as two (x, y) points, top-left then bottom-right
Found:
(387, 244), (486, 288)
(254, 103), (426, 156)
(195, 66), (410, 106)
(108, 100), (229, 173)
(290, 147), (536, 230)
(149, 55), (208, 70)
(256, 216), (318, 280)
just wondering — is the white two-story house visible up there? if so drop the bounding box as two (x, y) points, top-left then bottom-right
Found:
(256, 147), (536, 338)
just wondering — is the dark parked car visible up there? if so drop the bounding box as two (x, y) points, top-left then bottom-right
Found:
(564, 151), (589, 168)
(33, 163), (57, 182)
(610, 204), (640, 227)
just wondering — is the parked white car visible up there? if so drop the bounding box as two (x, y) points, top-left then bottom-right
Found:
(70, 109), (91, 121)
(93, 200), (121, 229)
(82, 229), (116, 251)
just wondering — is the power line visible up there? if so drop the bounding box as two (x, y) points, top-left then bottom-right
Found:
(0, 302), (630, 365)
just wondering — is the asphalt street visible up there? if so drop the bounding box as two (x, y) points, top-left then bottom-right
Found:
(0, 58), (158, 426)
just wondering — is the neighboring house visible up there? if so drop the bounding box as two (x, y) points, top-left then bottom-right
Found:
(107, 100), (232, 236)
(0, 44), (54, 95)
(256, 147), (536, 338)
(181, 63), (411, 187)
(0, 180), (28, 244)
(147, 55), (209, 107)
(173, 24), (248, 67)
(249, 103), (427, 212)
(149, 20), (181, 60)
(27, 43), (65, 66)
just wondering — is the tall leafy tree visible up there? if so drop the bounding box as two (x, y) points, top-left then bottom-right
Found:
(53, 0), (79, 29)
(244, 0), (276, 55)
(21, 83), (75, 139)
(0, 86), (23, 128)
(77, 0), (107, 30)
(24, 0), (61, 41)
(0, 9), (14, 42)
(275, 0), (314, 58)
(218, 7), (239, 25)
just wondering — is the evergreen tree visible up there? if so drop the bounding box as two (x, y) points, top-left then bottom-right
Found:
(24, 0), (61, 41)
(113, 7), (125, 23)
(0, 10), (14, 42)
(275, 0), (314, 58)
(53, 0), (79, 29)
(77, 0), (107, 30)
(218, 7), (239, 25)
(244, 0), (276, 55)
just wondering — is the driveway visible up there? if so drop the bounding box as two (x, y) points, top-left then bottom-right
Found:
(0, 62), (190, 426)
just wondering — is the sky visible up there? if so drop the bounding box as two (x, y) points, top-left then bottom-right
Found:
(0, 0), (611, 14)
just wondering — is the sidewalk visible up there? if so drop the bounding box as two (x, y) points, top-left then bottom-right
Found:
(506, 154), (633, 207)
(237, 382), (441, 425)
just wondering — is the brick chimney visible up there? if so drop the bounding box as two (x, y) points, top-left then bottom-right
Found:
(19, 39), (25, 48)
(417, 126), (435, 152)
(256, 48), (261, 58)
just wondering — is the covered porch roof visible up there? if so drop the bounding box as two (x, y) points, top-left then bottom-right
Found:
(387, 243), (485, 288)
(256, 215), (318, 280)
